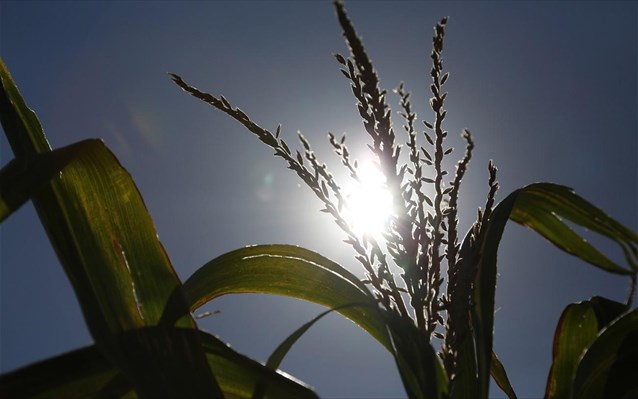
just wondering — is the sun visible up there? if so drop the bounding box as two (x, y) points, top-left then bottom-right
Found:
(341, 161), (394, 238)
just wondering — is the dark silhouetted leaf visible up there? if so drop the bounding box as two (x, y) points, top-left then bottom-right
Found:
(384, 311), (449, 399)
(0, 328), (319, 399)
(572, 309), (638, 399)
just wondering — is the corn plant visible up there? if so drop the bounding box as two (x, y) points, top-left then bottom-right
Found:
(1, 1), (636, 398)
(169, 1), (638, 398)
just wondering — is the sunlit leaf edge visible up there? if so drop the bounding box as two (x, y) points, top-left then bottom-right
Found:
(180, 244), (393, 351)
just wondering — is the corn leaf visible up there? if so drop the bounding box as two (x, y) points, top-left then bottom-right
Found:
(490, 352), (517, 399)
(0, 140), (90, 223)
(544, 302), (599, 399)
(0, 60), (221, 397)
(180, 244), (449, 399)
(252, 303), (368, 399)
(0, 328), (319, 399)
(510, 183), (637, 274)
(572, 308), (638, 399)
(178, 244), (392, 351)
(456, 183), (636, 399)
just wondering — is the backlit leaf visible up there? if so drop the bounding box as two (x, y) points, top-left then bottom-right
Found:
(0, 59), (220, 397)
(0, 140), (89, 223)
(178, 244), (391, 351)
(545, 302), (599, 399)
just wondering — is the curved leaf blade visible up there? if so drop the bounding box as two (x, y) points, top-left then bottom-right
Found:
(510, 183), (637, 274)
(457, 183), (636, 399)
(179, 244), (392, 351)
(252, 302), (376, 399)
(180, 244), (449, 398)
(1, 60), (219, 396)
(490, 352), (517, 399)
(1, 59), (195, 336)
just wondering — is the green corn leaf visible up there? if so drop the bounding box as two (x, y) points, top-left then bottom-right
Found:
(510, 183), (637, 274)
(252, 303), (370, 399)
(490, 352), (517, 399)
(572, 308), (638, 399)
(265, 302), (372, 373)
(0, 60), (221, 397)
(179, 244), (449, 398)
(0, 60), (49, 156)
(178, 244), (392, 351)
(455, 183), (636, 399)
(0, 140), (91, 223)
(545, 302), (599, 399)
(0, 328), (319, 399)
(1, 60), (195, 335)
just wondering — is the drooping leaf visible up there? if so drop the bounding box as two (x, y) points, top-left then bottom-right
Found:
(252, 303), (372, 399)
(509, 183), (637, 275)
(0, 59), (221, 397)
(177, 244), (392, 351)
(572, 308), (638, 399)
(490, 352), (517, 399)
(456, 183), (636, 399)
(0, 328), (319, 399)
(545, 302), (599, 399)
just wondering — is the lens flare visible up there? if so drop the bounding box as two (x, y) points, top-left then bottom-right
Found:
(342, 162), (393, 238)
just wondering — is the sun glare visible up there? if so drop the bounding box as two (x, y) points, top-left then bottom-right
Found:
(342, 162), (394, 238)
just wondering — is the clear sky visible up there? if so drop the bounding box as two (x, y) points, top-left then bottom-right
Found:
(1, 1), (636, 398)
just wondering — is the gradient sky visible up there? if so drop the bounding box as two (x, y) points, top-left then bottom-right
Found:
(1, 2), (636, 398)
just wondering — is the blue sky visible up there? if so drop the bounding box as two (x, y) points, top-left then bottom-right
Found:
(1, 1), (636, 398)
